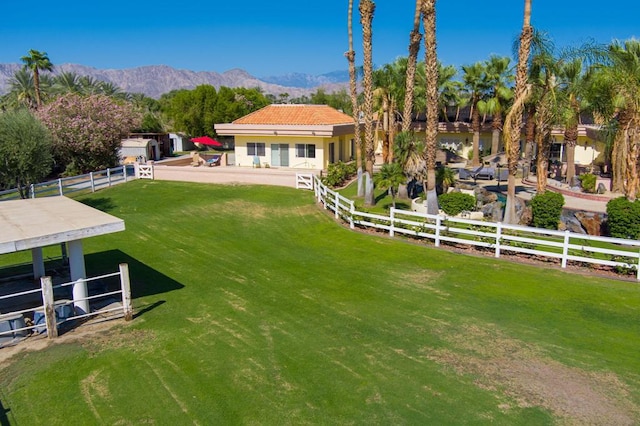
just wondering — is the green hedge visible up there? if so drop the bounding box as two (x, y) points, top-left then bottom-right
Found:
(606, 197), (640, 239)
(321, 161), (357, 188)
(530, 191), (565, 229)
(438, 192), (476, 216)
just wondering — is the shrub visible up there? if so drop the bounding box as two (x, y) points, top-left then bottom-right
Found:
(530, 191), (564, 229)
(578, 173), (597, 193)
(606, 197), (640, 239)
(321, 161), (357, 188)
(438, 192), (476, 216)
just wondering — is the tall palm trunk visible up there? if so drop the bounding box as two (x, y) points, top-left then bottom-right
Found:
(612, 110), (631, 194)
(564, 119), (578, 184)
(471, 97), (481, 166)
(388, 99), (397, 162)
(345, 0), (364, 196)
(360, 0), (376, 206)
(422, 0), (439, 215)
(33, 69), (42, 108)
(491, 110), (502, 154)
(627, 124), (639, 201)
(503, 0), (532, 224)
(402, 0), (423, 133)
(524, 103), (536, 171)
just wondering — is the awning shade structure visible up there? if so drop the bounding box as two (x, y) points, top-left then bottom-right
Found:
(192, 136), (222, 147)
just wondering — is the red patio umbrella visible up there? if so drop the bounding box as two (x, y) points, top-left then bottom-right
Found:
(192, 136), (222, 147)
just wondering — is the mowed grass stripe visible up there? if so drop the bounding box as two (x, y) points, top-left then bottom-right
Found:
(0, 180), (638, 424)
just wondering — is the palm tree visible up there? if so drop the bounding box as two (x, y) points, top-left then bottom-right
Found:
(503, 0), (533, 224)
(461, 62), (488, 166)
(401, 0), (423, 133)
(374, 163), (407, 208)
(20, 49), (53, 108)
(558, 58), (587, 184)
(345, 0), (364, 197)
(394, 131), (427, 199)
(373, 63), (404, 163)
(438, 63), (463, 122)
(359, 0), (376, 206)
(481, 55), (513, 154)
(436, 166), (456, 194)
(585, 40), (640, 199)
(422, 0), (439, 215)
(52, 71), (82, 95)
(529, 53), (561, 193)
(6, 69), (36, 109)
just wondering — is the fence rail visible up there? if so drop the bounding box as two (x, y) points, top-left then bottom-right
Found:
(311, 176), (640, 280)
(0, 165), (134, 201)
(0, 264), (132, 345)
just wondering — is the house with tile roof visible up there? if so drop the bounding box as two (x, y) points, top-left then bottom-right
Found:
(214, 104), (357, 169)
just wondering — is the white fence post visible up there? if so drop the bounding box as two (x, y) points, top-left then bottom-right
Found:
(495, 222), (502, 258)
(561, 230), (570, 269)
(119, 263), (133, 321)
(58, 178), (63, 196)
(90, 172), (96, 192)
(435, 215), (442, 247)
(389, 208), (395, 237)
(30, 184), (35, 199)
(334, 191), (340, 219)
(40, 276), (58, 339)
(107, 168), (112, 187)
(349, 201), (355, 229)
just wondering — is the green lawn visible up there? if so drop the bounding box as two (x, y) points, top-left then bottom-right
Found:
(1, 180), (639, 424)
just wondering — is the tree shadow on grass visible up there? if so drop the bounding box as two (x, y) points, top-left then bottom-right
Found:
(84, 250), (184, 316)
(79, 197), (117, 214)
(0, 398), (10, 426)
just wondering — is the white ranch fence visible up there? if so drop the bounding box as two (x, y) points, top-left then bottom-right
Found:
(295, 173), (315, 190)
(310, 176), (640, 280)
(0, 264), (132, 345)
(0, 165), (135, 201)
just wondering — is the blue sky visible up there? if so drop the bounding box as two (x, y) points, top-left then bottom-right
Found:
(1, 1), (638, 78)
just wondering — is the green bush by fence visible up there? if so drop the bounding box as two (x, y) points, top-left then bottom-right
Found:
(437, 192), (476, 216)
(531, 191), (565, 229)
(606, 196), (640, 239)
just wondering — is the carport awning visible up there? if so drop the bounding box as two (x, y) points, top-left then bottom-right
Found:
(0, 197), (125, 254)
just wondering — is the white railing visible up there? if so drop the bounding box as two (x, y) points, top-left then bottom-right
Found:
(0, 263), (132, 344)
(311, 176), (640, 280)
(0, 165), (134, 201)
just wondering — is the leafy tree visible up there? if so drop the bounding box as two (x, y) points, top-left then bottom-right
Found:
(37, 94), (141, 174)
(373, 163), (406, 208)
(0, 109), (53, 198)
(20, 49), (54, 108)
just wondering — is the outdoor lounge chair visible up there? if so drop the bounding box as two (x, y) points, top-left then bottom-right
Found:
(206, 154), (222, 167)
(252, 156), (261, 168)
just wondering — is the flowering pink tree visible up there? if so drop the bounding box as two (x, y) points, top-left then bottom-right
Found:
(38, 94), (142, 174)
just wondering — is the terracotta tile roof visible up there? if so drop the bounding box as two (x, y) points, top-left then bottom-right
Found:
(233, 104), (354, 126)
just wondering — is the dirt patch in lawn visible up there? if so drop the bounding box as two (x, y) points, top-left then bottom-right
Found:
(424, 322), (640, 425)
(0, 318), (149, 369)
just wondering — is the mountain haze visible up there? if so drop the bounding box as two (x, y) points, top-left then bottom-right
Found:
(0, 63), (349, 99)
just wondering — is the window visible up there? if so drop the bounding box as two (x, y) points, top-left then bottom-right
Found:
(295, 144), (316, 158)
(247, 142), (265, 156)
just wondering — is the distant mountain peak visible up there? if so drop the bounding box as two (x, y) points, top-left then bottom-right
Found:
(0, 63), (349, 99)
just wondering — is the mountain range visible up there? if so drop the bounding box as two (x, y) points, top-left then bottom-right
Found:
(0, 64), (350, 99)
